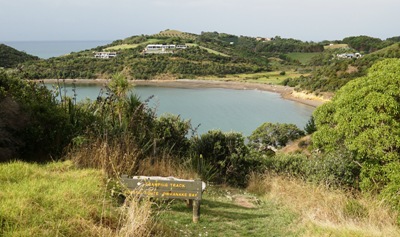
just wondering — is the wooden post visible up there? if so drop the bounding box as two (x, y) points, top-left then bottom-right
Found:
(186, 199), (193, 208)
(193, 200), (200, 223)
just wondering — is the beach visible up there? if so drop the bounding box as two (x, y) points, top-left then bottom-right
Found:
(37, 79), (329, 108)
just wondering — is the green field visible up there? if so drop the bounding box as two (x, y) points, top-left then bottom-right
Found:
(152, 29), (197, 40)
(186, 43), (230, 57)
(201, 70), (307, 84)
(286, 52), (320, 65)
(105, 44), (140, 51)
(324, 44), (349, 50)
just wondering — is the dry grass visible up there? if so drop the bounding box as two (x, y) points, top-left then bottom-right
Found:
(324, 44), (349, 50)
(291, 90), (331, 102)
(70, 137), (141, 178)
(247, 173), (400, 236)
(104, 44), (139, 51)
(136, 157), (198, 180)
(118, 195), (155, 237)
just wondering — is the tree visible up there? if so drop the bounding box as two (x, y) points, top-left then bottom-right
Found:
(304, 116), (317, 135)
(107, 72), (133, 126)
(312, 59), (400, 192)
(248, 122), (305, 152)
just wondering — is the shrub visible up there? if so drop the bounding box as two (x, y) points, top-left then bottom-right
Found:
(191, 130), (256, 187)
(248, 122), (305, 152)
(153, 114), (192, 157)
(266, 149), (360, 189)
(0, 73), (79, 162)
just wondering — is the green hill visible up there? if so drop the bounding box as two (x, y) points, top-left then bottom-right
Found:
(15, 31), (325, 80)
(9, 30), (400, 93)
(0, 44), (39, 68)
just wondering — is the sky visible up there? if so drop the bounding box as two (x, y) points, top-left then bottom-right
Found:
(1, 0), (399, 42)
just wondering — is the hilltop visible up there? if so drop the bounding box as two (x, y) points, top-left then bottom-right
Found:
(0, 44), (39, 68)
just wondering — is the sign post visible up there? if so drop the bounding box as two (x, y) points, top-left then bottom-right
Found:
(121, 175), (206, 223)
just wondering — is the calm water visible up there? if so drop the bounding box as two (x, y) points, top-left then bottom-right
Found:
(8, 40), (314, 135)
(1, 40), (111, 59)
(49, 83), (314, 136)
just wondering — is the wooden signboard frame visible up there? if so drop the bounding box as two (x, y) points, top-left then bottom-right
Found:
(121, 175), (206, 223)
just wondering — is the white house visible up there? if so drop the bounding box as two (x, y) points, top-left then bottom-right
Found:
(336, 52), (362, 59)
(144, 44), (187, 54)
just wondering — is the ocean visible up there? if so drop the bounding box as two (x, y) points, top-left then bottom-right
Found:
(1, 40), (111, 59)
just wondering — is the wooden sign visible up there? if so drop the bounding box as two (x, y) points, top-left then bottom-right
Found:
(121, 175), (205, 201)
(120, 175), (206, 223)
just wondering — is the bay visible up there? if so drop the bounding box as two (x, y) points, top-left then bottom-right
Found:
(1, 40), (111, 59)
(49, 83), (314, 136)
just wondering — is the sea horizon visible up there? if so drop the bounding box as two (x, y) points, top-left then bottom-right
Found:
(1, 40), (112, 59)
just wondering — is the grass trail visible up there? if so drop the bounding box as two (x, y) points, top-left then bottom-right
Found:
(158, 186), (300, 237)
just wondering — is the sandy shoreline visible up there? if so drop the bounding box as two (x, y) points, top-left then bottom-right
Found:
(37, 79), (328, 108)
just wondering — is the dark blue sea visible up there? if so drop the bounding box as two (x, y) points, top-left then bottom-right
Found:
(0, 40), (111, 59)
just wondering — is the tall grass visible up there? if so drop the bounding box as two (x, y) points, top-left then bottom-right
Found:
(0, 160), (180, 237)
(118, 195), (155, 237)
(0, 161), (117, 236)
(247, 172), (400, 236)
(70, 135), (142, 178)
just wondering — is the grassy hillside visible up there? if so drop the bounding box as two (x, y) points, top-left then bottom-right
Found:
(2, 161), (398, 237)
(152, 29), (197, 40)
(286, 52), (321, 65)
(323, 43), (349, 50)
(6, 30), (400, 93)
(0, 161), (118, 236)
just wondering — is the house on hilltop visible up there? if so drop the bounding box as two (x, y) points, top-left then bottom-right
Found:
(336, 52), (362, 59)
(143, 44), (187, 54)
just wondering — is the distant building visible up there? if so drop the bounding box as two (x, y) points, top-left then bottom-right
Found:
(144, 44), (187, 54)
(336, 52), (362, 59)
(256, 37), (272, 42)
(94, 52), (117, 59)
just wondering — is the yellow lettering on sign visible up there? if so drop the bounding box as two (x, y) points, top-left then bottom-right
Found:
(162, 192), (188, 197)
(170, 183), (186, 188)
(132, 190), (159, 196)
(144, 182), (168, 188)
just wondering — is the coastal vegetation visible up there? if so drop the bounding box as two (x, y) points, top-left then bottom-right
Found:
(1, 30), (400, 235)
(3, 30), (400, 96)
(0, 44), (39, 68)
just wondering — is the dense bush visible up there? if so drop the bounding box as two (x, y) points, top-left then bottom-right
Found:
(248, 122), (305, 153)
(191, 130), (259, 187)
(266, 150), (360, 189)
(153, 114), (192, 157)
(0, 72), (87, 161)
(311, 59), (400, 213)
